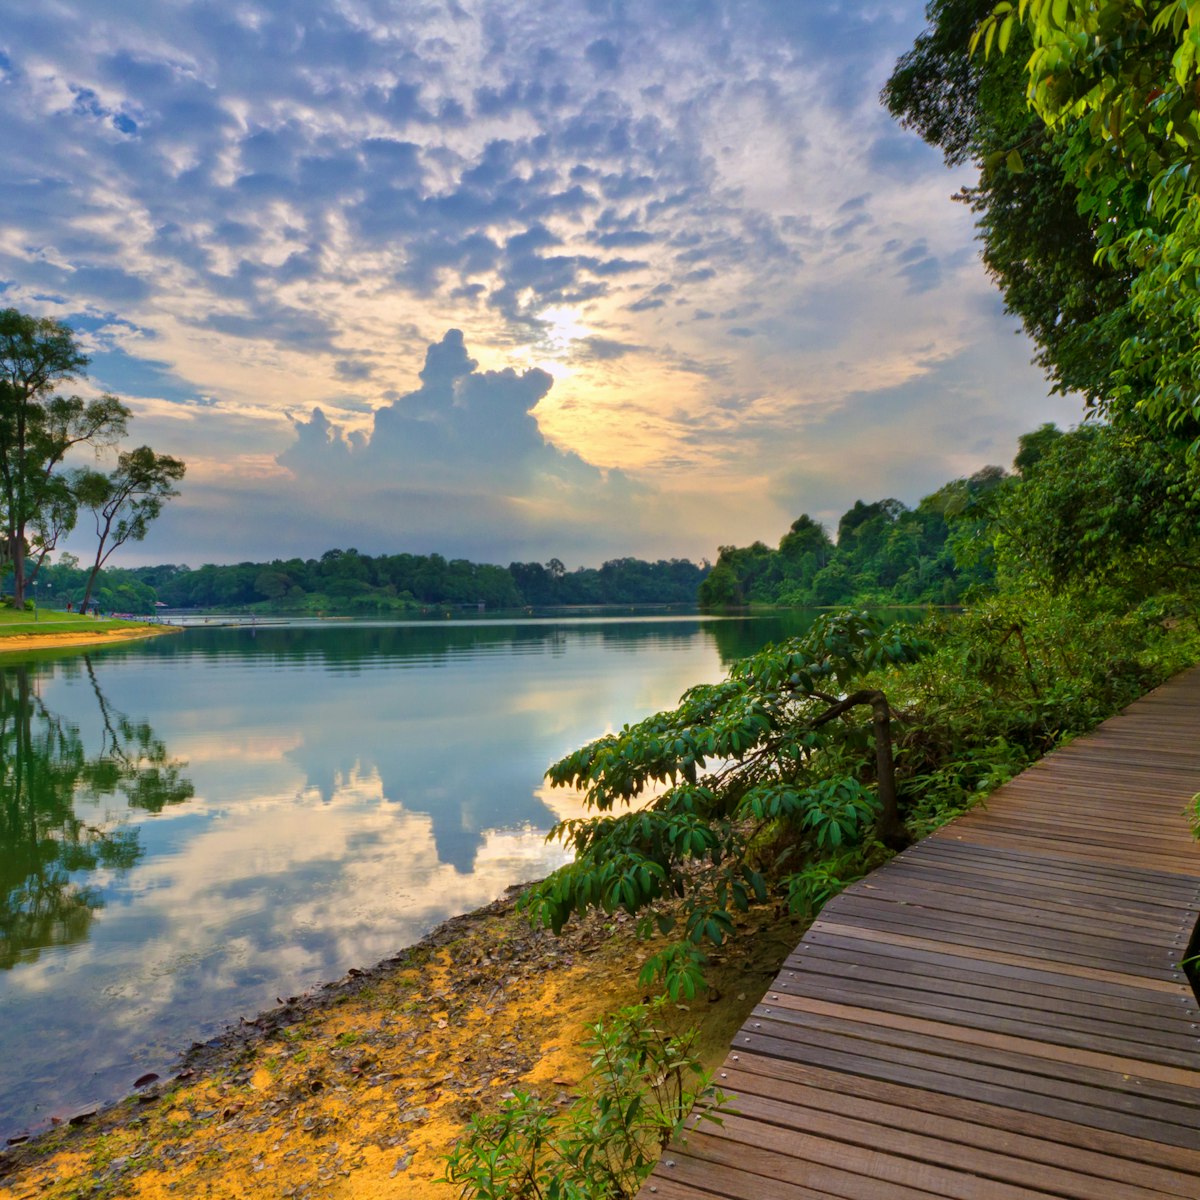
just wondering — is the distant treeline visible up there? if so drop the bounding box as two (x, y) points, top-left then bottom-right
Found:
(700, 466), (1010, 609)
(28, 550), (711, 613)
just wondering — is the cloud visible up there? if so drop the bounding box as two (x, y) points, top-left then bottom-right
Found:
(267, 329), (648, 559)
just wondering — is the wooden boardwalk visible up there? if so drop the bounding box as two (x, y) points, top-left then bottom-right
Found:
(637, 666), (1200, 1199)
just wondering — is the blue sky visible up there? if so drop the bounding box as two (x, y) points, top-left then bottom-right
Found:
(0, 0), (1080, 567)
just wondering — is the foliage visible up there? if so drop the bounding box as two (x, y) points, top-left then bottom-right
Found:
(0, 309), (130, 605)
(0, 310), (188, 606)
(527, 553), (1200, 993)
(522, 612), (926, 998)
(442, 998), (724, 1200)
(74, 446), (187, 612)
(970, 0), (1200, 443)
(134, 550), (709, 613)
(26, 555), (158, 615)
(703, 468), (1007, 610)
(986, 422), (1200, 597)
(883, 1), (1137, 406)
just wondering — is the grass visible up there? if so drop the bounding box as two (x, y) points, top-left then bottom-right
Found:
(0, 608), (155, 637)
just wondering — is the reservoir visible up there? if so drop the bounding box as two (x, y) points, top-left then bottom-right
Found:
(0, 612), (809, 1137)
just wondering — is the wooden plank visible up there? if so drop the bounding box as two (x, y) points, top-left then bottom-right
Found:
(747, 999), (1200, 1094)
(804, 920), (1192, 991)
(812, 903), (1187, 979)
(772, 973), (1200, 1059)
(904, 840), (1200, 895)
(720, 1089), (1180, 1200)
(784, 949), (1198, 1037)
(844, 877), (1175, 938)
(879, 860), (1192, 918)
(786, 941), (1196, 1027)
(736, 1024), (1200, 1142)
(677, 1118), (1048, 1200)
(723, 1056), (1200, 1183)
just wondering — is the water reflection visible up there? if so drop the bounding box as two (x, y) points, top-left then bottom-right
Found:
(0, 662), (193, 971)
(0, 614), (812, 1136)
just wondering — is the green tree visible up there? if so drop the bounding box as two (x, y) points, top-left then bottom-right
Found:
(0, 309), (129, 606)
(696, 558), (743, 608)
(74, 446), (186, 613)
(883, 2), (1136, 407)
(990, 422), (1200, 599)
(1012, 422), (1063, 476)
(972, 0), (1200, 440)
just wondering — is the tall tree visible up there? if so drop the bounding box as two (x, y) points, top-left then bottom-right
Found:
(75, 447), (186, 612)
(970, 0), (1200, 441)
(0, 309), (129, 605)
(883, 1), (1138, 409)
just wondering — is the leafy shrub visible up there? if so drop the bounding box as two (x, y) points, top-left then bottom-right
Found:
(441, 999), (725, 1199)
(521, 611), (925, 998)
(522, 594), (1200, 996)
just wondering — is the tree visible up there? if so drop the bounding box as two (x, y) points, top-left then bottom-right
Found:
(972, 0), (1200, 441)
(1012, 422), (1062, 476)
(75, 447), (186, 612)
(778, 514), (833, 567)
(24, 473), (78, 588)
(990, 422), (1200, 598)
(697, 558), (743, 608)
(883, 1), (1138, 408)
(522, 612), (925, 998)
(0, 309), (130, 606)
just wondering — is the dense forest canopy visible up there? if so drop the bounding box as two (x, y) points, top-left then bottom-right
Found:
(26, 550), (712, 614)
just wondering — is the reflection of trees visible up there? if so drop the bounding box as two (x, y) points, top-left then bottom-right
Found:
(707, 612), (817, 667)
(0, 660), (194, 969)
(139, 620), (714, 671)
(81, 659), (193, 813)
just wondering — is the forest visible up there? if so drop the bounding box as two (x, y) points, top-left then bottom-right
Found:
(29, 550), (711, 614)
(33, 413), (1200, 619)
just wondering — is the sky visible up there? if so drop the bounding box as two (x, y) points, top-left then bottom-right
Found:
(0, 0), (1082, 569)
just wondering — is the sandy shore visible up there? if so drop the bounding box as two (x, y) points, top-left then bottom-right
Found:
(0, 625), (180, 654)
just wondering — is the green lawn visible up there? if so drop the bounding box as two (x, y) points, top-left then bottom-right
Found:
(0, 609), (154, 637)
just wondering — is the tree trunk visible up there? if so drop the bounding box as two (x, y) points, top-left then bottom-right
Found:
(11, 533), (25, 609)
(80, 562), (101, 615)
(811, 687), (910, 849)
(868, 690), (908, 849)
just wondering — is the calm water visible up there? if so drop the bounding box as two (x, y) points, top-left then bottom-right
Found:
(0, 613), (811, 1136)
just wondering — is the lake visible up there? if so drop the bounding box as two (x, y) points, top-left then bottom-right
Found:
(0, 612), (812, 1138)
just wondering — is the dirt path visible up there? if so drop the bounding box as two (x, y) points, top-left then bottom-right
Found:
(0, 892), (801, 1200)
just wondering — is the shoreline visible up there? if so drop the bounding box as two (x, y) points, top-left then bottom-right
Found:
(0, 885), (801, 1200)
(0, 624), (180, 655)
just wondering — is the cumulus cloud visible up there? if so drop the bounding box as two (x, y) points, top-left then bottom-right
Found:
(266, 329), (648, 560)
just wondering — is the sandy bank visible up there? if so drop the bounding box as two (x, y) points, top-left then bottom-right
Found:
(0, 625), (180, 655)
(0, 889), (800, 1200)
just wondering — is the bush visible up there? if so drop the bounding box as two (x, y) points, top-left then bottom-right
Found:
(521, 596), (1200, 997)
(441, 998), (726, 1199)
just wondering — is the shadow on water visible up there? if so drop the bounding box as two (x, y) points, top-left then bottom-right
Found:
(0, 660), (193, 972)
